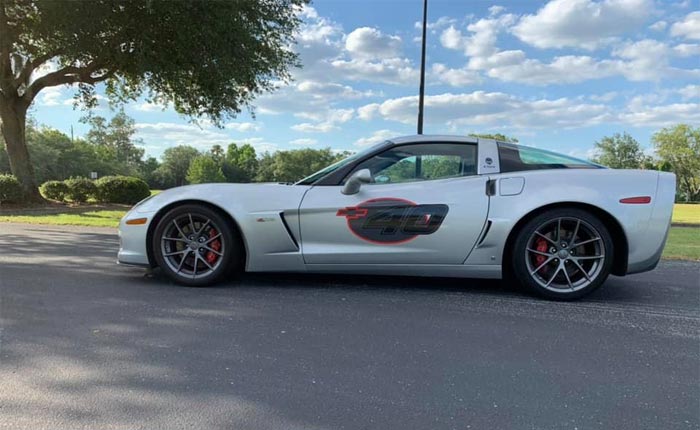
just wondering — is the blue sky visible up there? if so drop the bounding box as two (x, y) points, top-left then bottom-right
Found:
(30, 0), (700, 160)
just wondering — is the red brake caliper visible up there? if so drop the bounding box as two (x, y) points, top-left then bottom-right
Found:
(206, 228), (221, 264)
(534, 237), (548, 267)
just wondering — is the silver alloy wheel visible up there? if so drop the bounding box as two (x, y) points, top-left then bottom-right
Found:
(160, 213), (225, 280)
(525, 217), (605, 293)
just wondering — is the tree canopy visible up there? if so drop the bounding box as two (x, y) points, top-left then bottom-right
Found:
(652, 124), (700, 202)
(591, 132), (648, 169)
(0, 0), (307, 199)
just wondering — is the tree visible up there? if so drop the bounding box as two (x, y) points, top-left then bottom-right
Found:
(470, 133), (518, 143)
(255, 148), (345, 183)
(590, 132), (647, 169)
(0, 0), (306, 200)
(158, 146), (200, 187)
(652, 124), (700, 202)
(186, 155), (226, 184)
(85, 110), (145, 175)
(139, 157), (161, 189)
(223, 143), (258, 183)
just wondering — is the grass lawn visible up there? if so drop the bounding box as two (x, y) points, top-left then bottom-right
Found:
(662, 227), (700, 261)
(0, 209), (127, 228)
(672, 204), (700, 225)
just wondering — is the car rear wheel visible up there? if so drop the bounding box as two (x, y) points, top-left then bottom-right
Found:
(512, 208), (614, 300)
(152, 204), (242, 286)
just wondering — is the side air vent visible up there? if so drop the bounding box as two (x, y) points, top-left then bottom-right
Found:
(279, 212), (299, 249)
(477, 220), (492, 246)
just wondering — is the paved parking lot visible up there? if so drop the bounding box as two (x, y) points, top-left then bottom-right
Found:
(1, 223), (698, 429)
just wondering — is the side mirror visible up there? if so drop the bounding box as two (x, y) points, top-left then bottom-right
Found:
(342, 169), (372, 195)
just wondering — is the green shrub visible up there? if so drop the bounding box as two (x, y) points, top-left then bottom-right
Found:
(64, 177), (97, 203)
(40, 180), (70, 202)
(95, 175), (150, 205)
(0, 174), (22, 203)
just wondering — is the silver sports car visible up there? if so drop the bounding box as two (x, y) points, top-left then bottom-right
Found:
(118, 135), (676, 300)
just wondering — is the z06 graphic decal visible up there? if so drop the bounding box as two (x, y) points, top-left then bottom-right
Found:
(336, 198), (449, 244)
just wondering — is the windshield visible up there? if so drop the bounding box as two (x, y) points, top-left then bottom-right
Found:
(295, 141), (389, 185)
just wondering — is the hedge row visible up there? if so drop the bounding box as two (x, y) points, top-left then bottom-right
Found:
(40, 176), (150, 204)
(0, 174), (22, 203)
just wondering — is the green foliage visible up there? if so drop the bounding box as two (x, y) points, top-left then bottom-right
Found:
(64, 177), (97, 203)
(158, 146), (201, 187)
(95, 176), (151, 205)
(591, 132), (647, 169)
(40, 180), (69, 202)
(470, 133), (518, 143)
(0, 174), (22, 203)
(255, 148), (344, 183)
(84, 110), (145, 176)
(186, 156), (226, 184)
(223, 143), (258, 182)
(0, 0), (307, 198)
(653, 124), (700, 202)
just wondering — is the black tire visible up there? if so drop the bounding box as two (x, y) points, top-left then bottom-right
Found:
(511, 208), (614, 300)
(152, 204), (243, 286)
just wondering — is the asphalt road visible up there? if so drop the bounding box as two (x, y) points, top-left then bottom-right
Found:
(0, 223), (698, 430)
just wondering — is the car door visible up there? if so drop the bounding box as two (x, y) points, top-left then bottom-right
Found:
(298, 142), (489, 265)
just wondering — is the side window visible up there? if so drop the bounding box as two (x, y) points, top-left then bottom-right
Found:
(498, 142), (601, 173)
(347, 143), (477, 184)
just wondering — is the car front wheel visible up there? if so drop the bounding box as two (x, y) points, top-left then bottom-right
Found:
(152, 204), (241, 286)
(512, 208), (614, 300)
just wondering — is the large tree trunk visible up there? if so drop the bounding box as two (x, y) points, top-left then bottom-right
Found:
(0, 98), (42, 202)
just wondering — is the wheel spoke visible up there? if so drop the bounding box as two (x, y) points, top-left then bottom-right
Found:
(545, 264), (561, 287)
(204, 233), (222, 244)
(176, 250), (190, 273)
(573, 255), (604, 260)
(173, 220), (187, 238)
(530, 256), (554, 275)
(570, 220), (581, 245)
(571, 237), (601, 248)
(192, 252), (199, 276)
(200, 244), (223, 256)
(556, 218), (562, 242)
(534, 231), (557, 246)
(561, 263), (574, 290)
(199, 254), (214, 271)
(188, 213), (195, 235)
(570, 258), (592, 282)
(162, 237), (188, 243)
(527, 248), (551, 257)
(196, 219), (211, 235)
(164, 249), (188, 257)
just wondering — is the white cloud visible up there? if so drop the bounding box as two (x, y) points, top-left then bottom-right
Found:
(513, 0), (652, 50)
(677, 84), (700, 100)
(331, 57), (419, 85)
(489, 5), (506, 16)
(37, 86), (65, 106)
(345, 27), (402, 59)
(353, 130), (401, 147)
(291, 122), (337, 133)
(134, 122), (232, 153)
(618, 102), (700, 126)
(649, 20), (668, 31)
(290, 108), (354, 133)
(356, 91), (611, 129)
(134, 101), (168, 112)
(670, 11), (700, 40)
(431, 63), (482, 87)
(290, 138), (318, 146)
(673, 43), (700, 56)
(415, 16), (457, 32)
(225, 122), (260, 132)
